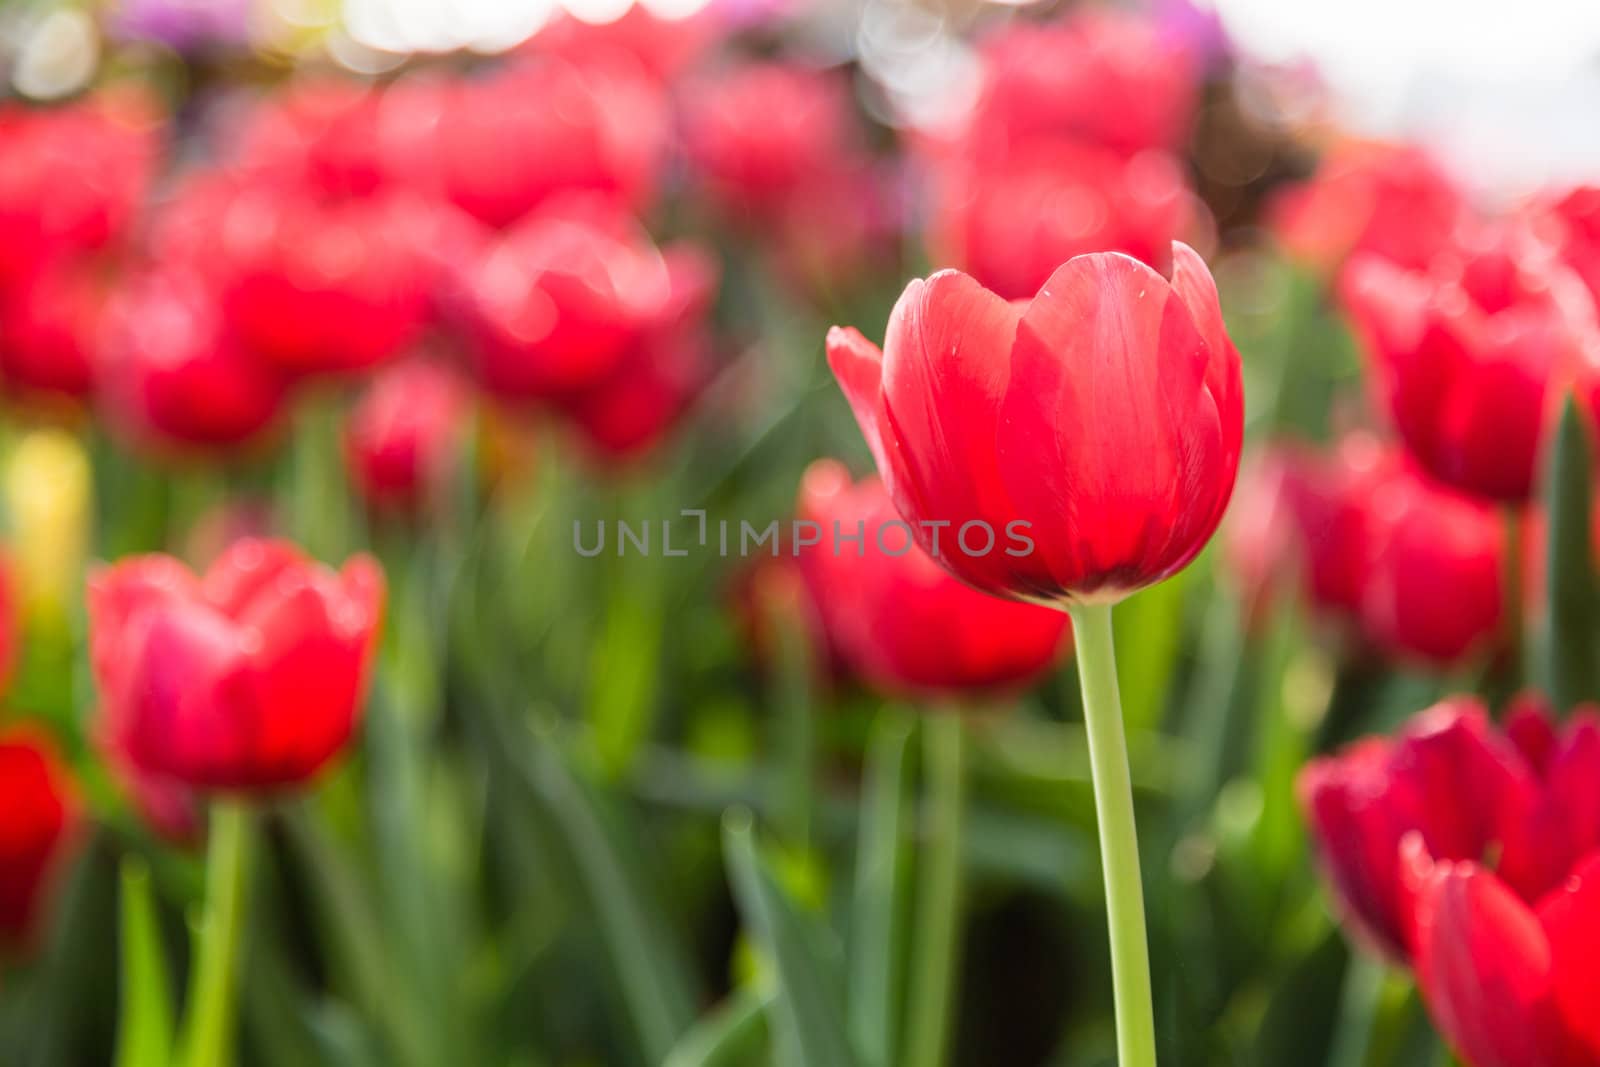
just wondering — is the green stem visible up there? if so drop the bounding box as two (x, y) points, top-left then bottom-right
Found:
(1069, 602), (1157, 1067)
(182, 803), (253, 1067)
(903, 714), (966, 1067)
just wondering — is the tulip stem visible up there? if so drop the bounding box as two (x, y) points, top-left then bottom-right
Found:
(903, 713), (966, 1067)
(1069, 601), (1158, 1067)
(181, 802), (253, 1067)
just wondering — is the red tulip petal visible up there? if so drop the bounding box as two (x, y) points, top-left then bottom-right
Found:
(879, 271), (1022, 545)
(1412, 860), (1560, 1067)
(997, 252), (1222, 600)
(203, 539), (310, 619)
(824, 325), (893, 484)
(1539, 852), (1600, 1061)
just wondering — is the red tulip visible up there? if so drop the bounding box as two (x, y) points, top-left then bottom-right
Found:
(1536, 186), (1600, 306)
(1406, 845), (1600, 1067)
(88, 539), (384, 792)
(155, 175), (432, 377)
(455, 194), (716, 459)
(949, 10), (1200, 159)
(0, 90), (161, 290)
(1341, 224), (1600, 502)
(794, 460), (1069, 697)
(827, 242), (1242, 606)
(233, 78), (395, 199)
(428, 59), (667, 229)
(0, 726), (80, 949)
(98, 270), (287, 451)
(344, 359), (472, 511)
(682, 61), (865, 225)
(928, 138), (1194, 301)
(1270, 142), (1469, 274)
(1358, 463), (1505, 665)
(1299, 697), (1541, 962)
(0, 255), (108, 399)
(528, 7), (719, 85)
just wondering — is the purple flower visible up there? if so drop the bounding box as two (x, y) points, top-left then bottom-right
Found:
(109, 0), (254, 51)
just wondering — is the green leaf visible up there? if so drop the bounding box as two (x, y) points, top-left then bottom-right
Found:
(847, 714), (913, 1067)
(1251, 929), (1349, 1067)
(1115, 569), (1191, 733)
(116, 859), (174, 1067)
(1539, 394), (1600, 712)
(723, 810), (860, 1067)
(529, 740), (699, 1061)
(662, 986), (771, 1067)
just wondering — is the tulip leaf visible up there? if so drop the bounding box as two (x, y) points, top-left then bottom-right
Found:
(1251, 928), (1349, 1067)
(1539, 394), (1600, 713)
(662, 986), (772, 1067)
(723, 810), (860, 1067)
(116, 859), (174, 1067)
(847, 713), (913, 1067)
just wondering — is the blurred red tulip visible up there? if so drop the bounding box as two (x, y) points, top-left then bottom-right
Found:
(0, 255), (109, 399)
(1406, 844), (1600, 1067)
(682, 61), (864, 225)
(1270, 142), (1469, 274)
(98, 270), (287, 451)
(1358, 463), (1505, 665)
(528, 7), (719, 85)
(427, 59), (667, 229)
(794, 460), (1069, 697)
(929, 138), (1194, 301)
(1536, 186), (1600, 306)
(456, 194), (716, 459)
(827, 242), (1242, 606)
(1342, 225), (1600, 502)
(949, 10), (1200, 159)
(1223, 433), (1402, 626)
(0, 90), (162, 290)
(88, 539), (384, 792)
(1300, 697), (1542, 962)
(344, 359), (472, 511)
(0, 726), (80, 949)
(156, 175), (432, 377)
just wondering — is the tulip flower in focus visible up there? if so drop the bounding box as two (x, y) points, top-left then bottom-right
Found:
(344, 359), (473, 512)
(456, 194), (717, 460)
(1341, 224), (1600, 502)
(1270, 142), (1469, 274)
(88, 539), (384, 791)
(0, 727), (80, 949)
(98, 270), (287, 451)
(0, 91), (161, 291)
(1302, 696), (1600, 1066)
(794, 460), (1070, 697)
(827, 242), (1242, 606)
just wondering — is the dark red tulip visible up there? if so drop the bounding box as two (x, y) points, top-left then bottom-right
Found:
(0, 726), (80, 949)
(794, 460), (1069, 697)
(1341, 224), (1600, 502)
(1270, 142), (1469, 274)
(344, 359), (472, 511)
(456, 194), (716, 458)
(827, 242), (1242, 606)
(1358, 462), (1505, 666)
(928, 138), (1193, 301)
(155, 175), (432, 377)
(0, 90), (161, 290)
(428, 59), (667, 229)
(88, 539), (384, 792)
(682, 61), (864, 225)
(0, 255), (108, 399)
(949, 10), (1200, 159)
(1299, 696), (1550, 962)
(98, 270), (287, 451)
